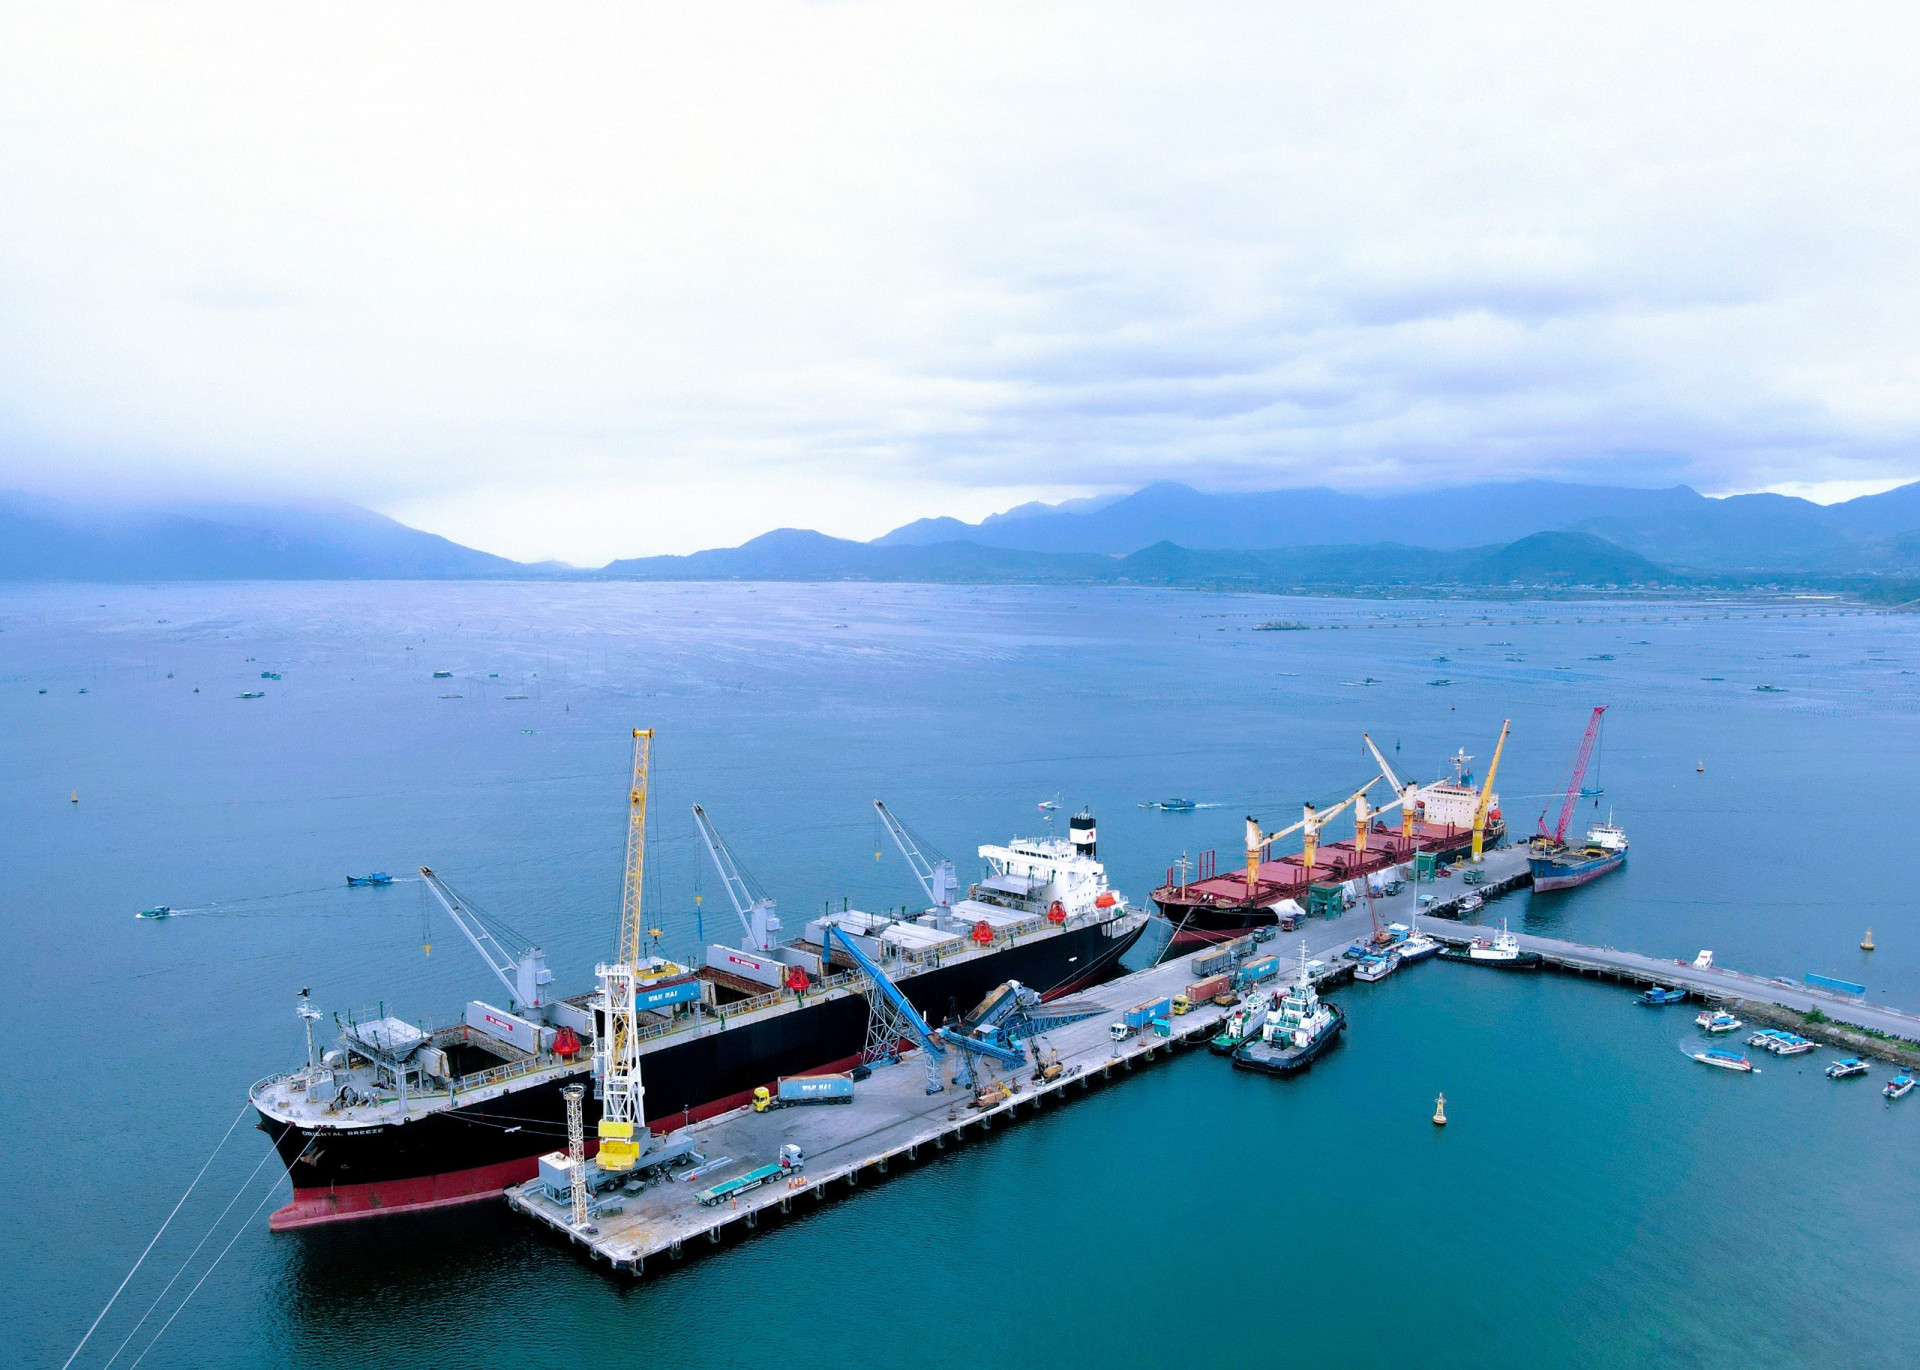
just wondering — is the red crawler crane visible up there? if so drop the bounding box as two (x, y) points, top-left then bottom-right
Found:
(1539, 706), (1607, 846)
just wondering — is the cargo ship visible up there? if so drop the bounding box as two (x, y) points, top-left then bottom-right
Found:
(1528, 819), (1627, 891)
(251, 794), (1145, 1230)
(1151, 730), (1506, 950)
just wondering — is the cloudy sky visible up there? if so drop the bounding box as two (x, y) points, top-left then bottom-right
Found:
(2, 3), (1917, 561)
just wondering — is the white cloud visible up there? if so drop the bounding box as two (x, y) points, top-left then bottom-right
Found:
(1, 2), (1918, 559)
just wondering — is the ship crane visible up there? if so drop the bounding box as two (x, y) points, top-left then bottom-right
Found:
(418, 866), (552, 1013)
(1364, 732), (1423, 839)
(691, 804), (782, 952)
(1244, 775), (1381, 889)
(873, 800), (960, 909)
(1539, 706), (1607, 847)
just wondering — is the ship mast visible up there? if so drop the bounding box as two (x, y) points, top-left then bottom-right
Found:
(594, 727), (652, 1173)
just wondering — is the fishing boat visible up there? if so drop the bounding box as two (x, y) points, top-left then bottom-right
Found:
(1695, 1010), (1743, 1034)
(346, 872), (394, 887)
(1826, 1058), (1869, 1080)
(1156, 798), (1197, 813)
(1232, 945), (1345, 1077)
(1637, 986), (1688, 1006)
(432, 670), (453, 679)
(1457, 893), (1484, 914)
(1885, 1074), (1914, 1100)
(237, 690), (265, 700)
(136, 906), (172, 920)
(1353, 950), (1400, 983)
(1438, 923), (1541, 970)
(260, 671), (282, 680)
(1691, 1048), (1754, 1072)
(1209, 1001), (1261, 1055)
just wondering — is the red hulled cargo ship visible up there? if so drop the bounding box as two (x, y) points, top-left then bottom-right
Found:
(1151, 734), (1505, 950)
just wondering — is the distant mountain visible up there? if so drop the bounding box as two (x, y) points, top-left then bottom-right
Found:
(1460, 530), (1665, 585)
(0, 491), (533, 581)
(874, 478), (1920, 573)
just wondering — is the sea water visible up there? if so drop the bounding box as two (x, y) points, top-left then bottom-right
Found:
(5, 582), (1918, 1368)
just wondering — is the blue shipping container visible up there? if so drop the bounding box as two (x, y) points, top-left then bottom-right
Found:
(637, 979), (704, 1012)
(1125, 997), (1174, 1029)
(777, 1073), (854, 1102)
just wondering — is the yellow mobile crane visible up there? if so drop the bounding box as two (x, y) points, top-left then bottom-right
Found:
(594, 727), (652, 1173)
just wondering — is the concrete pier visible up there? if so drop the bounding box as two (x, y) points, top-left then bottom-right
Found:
(506, 840), (1920, 1273)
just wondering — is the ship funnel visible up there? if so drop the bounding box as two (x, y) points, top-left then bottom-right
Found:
(1070, 808), (1096, 857)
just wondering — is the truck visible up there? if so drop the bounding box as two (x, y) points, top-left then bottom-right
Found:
(1124, 997), (1174, 1031)
(1234, 956), (1280, 990)
(752, 1073), (855, 1112)
(1192, 948), (1235, 978)
(697, 1163), (787, 1206)
(1184, 973), (1232, 1006)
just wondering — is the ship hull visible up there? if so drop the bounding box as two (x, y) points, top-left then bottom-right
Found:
(1528, 850), (1625, 892)
(1154, 821), (1500, 950)
(1437, 948), (1542, 970)
(260, 915), (1143, 1229)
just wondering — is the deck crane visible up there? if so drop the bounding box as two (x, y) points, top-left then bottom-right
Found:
(1539, 706), (1607, 847)
(873, 800), (959, 909)
(418, 866), (553, 1014)
(1243, 775), (1381, 888)
(1470, 718), (1511, 862)
(690, 804), (782, 952)
(595, 727), (653, 1174)
(1364, 732), (1421, 839)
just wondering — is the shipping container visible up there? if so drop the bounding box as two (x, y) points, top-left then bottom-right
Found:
(777, 1073), (855, 1104)
(1125, 997), (1174, 1030)
(1235, 956), (1280, 988)
(1192, 949), (1234, 978)
(1185, 974), (1232, 1004)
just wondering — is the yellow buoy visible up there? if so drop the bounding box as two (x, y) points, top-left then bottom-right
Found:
(1862, 928), (1875, 952)
(1432, 1092), (1447, 1127)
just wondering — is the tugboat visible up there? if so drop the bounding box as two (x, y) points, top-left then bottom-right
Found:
(1438, 923), (1541, 970)
(1826, 1058), (1870, 1080)
(1210, 1000), (1262, 1055)
(1637, 986), (1688, 1006)
(1885, 1073), (1914, 1100)
(1694, 1010), (1743, 1035)
(1232, 944), (1345, 1077)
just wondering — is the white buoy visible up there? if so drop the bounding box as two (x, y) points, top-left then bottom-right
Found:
(1432, 1093), (1447, 1127)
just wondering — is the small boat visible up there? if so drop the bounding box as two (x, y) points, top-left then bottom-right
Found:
(260, 671), (282, 680)
(1638, 986), (1688, 1006)
(1458, 893), (1484, 914)
(1438, 924), (1541, 970)
(1885, 1074), (1914, 1100)
(1353, 951), (1400, 983)
(1037, 800), (1059, 812)
(1210, 1003), (1259, 1055)
(1695, 1011), (1743, 1034)
(432, 670), (454, 679)
(237, 690), (265, 700)
(136, 906), (172, 920)
(1826, 1058), (1869, 1080)
(1691, 1048), (1755, 1072)
(1156, 798), (1197, 812)
(505, 693), (529, 701)
(346, 872), (394, 887)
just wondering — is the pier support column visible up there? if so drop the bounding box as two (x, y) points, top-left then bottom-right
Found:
(878, 1157), (888, 1174)
(780, 1197), (790, 1214)
(746, 1211), (757, 1229)
(707, 1229), (721, 1245)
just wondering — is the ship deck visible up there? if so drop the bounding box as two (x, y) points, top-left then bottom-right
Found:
(1157, 819), (1484, 910)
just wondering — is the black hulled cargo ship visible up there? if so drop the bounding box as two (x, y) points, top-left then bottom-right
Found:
(252, 806), (1144, 1229)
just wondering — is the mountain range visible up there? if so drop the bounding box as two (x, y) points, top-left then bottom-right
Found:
(8, 479), (1920, 593)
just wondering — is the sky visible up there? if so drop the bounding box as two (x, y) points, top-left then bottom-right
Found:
(2, 3), (1918, 563)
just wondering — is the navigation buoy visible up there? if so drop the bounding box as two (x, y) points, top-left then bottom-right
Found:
(1696, 760), (1704, 773)
(1432, 1093), (1447, 1127)
(69, 791), (78, 804)
(1862, 928), (1875, 952)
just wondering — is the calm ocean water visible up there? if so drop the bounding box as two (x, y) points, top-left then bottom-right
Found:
(7, 581), (1919, 1369)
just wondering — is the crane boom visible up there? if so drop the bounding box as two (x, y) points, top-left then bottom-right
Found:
(874, 801), (960, 908)
(691, 804), (781, 950)
(1362, 733), (1404, 793)
(617, 728), (652, 969)
(418, 865), (551, 1010)
(1544, 706), (1607, 845)
(1470, 718), (1511, 861)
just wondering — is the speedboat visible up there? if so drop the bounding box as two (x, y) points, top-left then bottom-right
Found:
(346, 872), (394, 887)
(135, 906), (172, 920)
(1691, 1048), (1755, 1072)
(1826, 1058), (1869, 1080)
(1638, 986), (1688, 1006)
(1695, 1011), (1743, 1034)
(1885, 1074), (1914, 1100)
